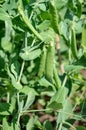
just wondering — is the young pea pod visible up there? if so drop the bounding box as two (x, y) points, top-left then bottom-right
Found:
(49, 0), (59, 34)
(45, 42), (55, 82)
(71, 28), (78, 59)
(82, 20), (86, 56)
(38, 46), (47, 78)
(18, 4), (43, 41)
(53, 66), (61, 88)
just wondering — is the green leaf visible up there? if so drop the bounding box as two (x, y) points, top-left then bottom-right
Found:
(0, 0), (5, 4)
(64, 64), (85, 73)
(43, 120), (54, 130)
(0, 7), (10, 21)
(62, 127), (68, 130)
(18, 100), (24, 112)
(7, 67), (22, 90)
(5, 20), (12, 40)
(19, 86), (38, 95)
(60, 21), (69, 40)
(76, 126), (86, 130)
(38, 77), (54, 88)
(0, 103), (10, 115)
(26, 116), (36, 130)
(14, 123), (21, 130)
(0, 99), (16, 115)
(55, 0), (68, 10)
(40, 28), (55, 42)
(23, 90), (35, 110)
(37, 20), (50, 31)
(38, 3), (46, 11)
(12, 79), (23, 90)
(20, 48), (41, 61)
(47, 101), (63, 110)
(2, 0), (17, 15)
(2, 118), (13, 130)
(2, 118), (20, 130)
(9, 96), (16, 113)
(50, 87), (68, 103)
(1, 37), (13, 53)
(11, 63), (18, 80)
(47, 87), (68, 110)
(57, 99), (73, 125)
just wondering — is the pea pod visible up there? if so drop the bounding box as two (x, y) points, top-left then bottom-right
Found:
(38, 46), (47, 78)
(49, 0), (59, 34)
(45, 42), (55, 82)
(71, 28), (78, 59)
(18, 4), (43, 41)
(82, 20), (86, 56)
(53, 66), (61, 88)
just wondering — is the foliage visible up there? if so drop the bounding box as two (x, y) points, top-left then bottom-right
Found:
(0, 0), (86, 129)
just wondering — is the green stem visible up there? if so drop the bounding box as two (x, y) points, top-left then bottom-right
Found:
(21, 108), (82, 120)
(18, 32), (27, 83)
(58, 122), (63, 130)
(17, 92), (20, 107)
(62, 75), (67, 87)
(58, 110), (82, 120)
(21, 108), (51, 114)
(25, 32), (28, 49)
(29, 11), (34, 20)
(17, 61), (25, 83)
(31, 38), (36, 47)
(17, 113), (21, 126)
(63, 121), (76, 130)
(69, 47), (72, 64)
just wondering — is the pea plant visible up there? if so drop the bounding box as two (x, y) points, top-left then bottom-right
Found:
(0, 0), (86, 130)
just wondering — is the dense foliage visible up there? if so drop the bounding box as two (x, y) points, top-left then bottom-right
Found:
(0, 0), (86, 129)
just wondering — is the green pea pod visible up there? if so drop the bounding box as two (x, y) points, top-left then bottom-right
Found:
(18, 4), (43, 41)
(38, 46), (47, 78)
(82, 20), (86, 56)
(45, 42), (55, 82)
(49, 0), (59, 34)
(53, 66), (61, 88)
(71, 28), (78, 59)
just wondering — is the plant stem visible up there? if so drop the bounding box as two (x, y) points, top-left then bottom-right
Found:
(17, 113), (21, 126)
(29, 11), (34, 20)
(17, 60), (25, 83)
(62, 75), (67, 87)
(58, 110), (82, 120)
(21, 108), (51, 114)
(58, 122), (63, 130)
(21, 108), (83, 120)
(63, 121), (76, 130)
(18, 32), (27, 83)
(69, 47), (72, 64)
(17, 92), (20, 107)
(25, 32), (28, 49)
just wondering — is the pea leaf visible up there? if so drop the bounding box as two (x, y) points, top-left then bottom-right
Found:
(23, 90), (35, 110)
(26, 116), (37, 130)
(47, 87), (68, 110)
(3, 118), (13, 130)
(43, 120), (54, 130)
(0, 103), (10, 115)
(7, 67), (22, 90)
(20, 47), (41, 61)
(0, 7), (10, 21)
(76, 126), (86, 130)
